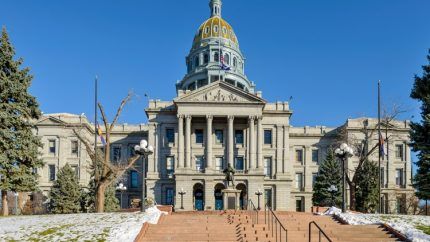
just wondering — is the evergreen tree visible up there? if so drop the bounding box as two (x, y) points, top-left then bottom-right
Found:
(49, 164), (82, 214)
(410, 50), (430, 205)
(0, 27), (43, 216)
(83, 178), (119, 213)
(355, 160), (379, 213)
(312, 150), (342, 207)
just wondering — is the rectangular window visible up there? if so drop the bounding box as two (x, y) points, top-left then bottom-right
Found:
(166, 156), (175, 176)
(235, 130), (244, 144)
(130, 170), (138, 188)
(49, 165), (56, 181)
(296, 197), (304, 212)
(312, 173), (318, 188)
(264, 130), (272, 145)
(195, 156), (205, 172)
(235, 157), (244, 171)
(166, 128), (174, 144)
(380, 167), (385, 188)
(113, 147), (122, 162)
(71, 140), (79, 155)
(264, 188), (272, 208)
(264, 157), (272, 177)
(71, 165), (79, 178)
(312, 150), (319, 163)
(215, 130), (223, 144)
(195, 129), (204, 144)
(129, 144), (138, 157)
(295, 173), (303, 190)
(396, 169), (404, 186)
(395, 144), (404, 161)
(295, 149), (303, 163)
(166, 188), (174, 205)
(48, 140), (56, 154)
(215, 157), (224, 171)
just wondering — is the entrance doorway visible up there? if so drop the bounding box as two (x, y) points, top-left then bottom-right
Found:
(236, 183), (247, 210)
(193, 183), (204, 211)
(214, 183), (225, 210)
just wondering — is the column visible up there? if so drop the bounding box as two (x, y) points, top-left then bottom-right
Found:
(283, 125), (290, 174)
(177, 115), (184, 168)
(257, 116), (263, 168)
(185, 115), (192, 168)
(206, 115), (213, 169)
(276, 125), (283, 176)
(227, 115), (234, 166)
(248, 116), (255, 169)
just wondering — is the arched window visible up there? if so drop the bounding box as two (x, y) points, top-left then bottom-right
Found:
(204, 53), (209, 64)
(194, 56), (199, 68)
(214, 25), (219, 33)
(205, 27), (210, 34)
(233, 57), (237, 68)
(214, 52), (219, 62)
(224, 53), (230, 65)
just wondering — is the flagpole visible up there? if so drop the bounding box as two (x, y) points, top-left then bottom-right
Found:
(218, 17), (221, 82)
(94, 76), (98, 194)
(378, 80), (381, 213)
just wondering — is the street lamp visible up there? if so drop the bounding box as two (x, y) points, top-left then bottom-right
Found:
(327, 185), (338, 207)
(335, 143), (354, 213)
(178, 188), (186, 210)
(116, 183), (127, 209)
(255, 189), (263, 210)
(134, 139), (154, 212)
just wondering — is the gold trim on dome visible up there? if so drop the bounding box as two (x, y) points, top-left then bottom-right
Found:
(193, 16), (238, 47)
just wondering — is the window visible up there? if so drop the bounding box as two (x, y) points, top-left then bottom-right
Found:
(214, 52), (219, 62)
(312, 173), (318, 188)
(214, 25), (219, 33)
(215, 130), (223, 144)
(49, 165), (56, 181)
(235, 130), (244, 144)
(194, 56), (199, 68)
(195, 129), (204, 144)
(233, 57), (237, 67)
(166, 188), (174, 205)
(237, 82), (244, 90)
(264, 188), (272, 208)
(48, 140), (56, 154)
(204, 53), (209, 64)
(204, 27), (209, 34)
(129, 144), (138, 157)
(296, 197), (304, 212)
(71, 165), (79, 178)
(166, 128), (174, 144)
(295, 173), (303, 190)
(113, 147), (121, 163)
(71, 140), (78, 155)
(130, 171), (138, 188)
(195, 156), (205, 172)
(235, 157), (244, 171)
(312, 150), (319, 163)
(395, 144), (404, 161)
(264, 157), (272, 177)
(295, 149), (303, 163)
(197, 79), (208, 88)
(224, 53), (230, 65)
(380, 167), (385, 188)
(166, 156), (175, 176)
(396, 196), (405, 214)
(215, 157), (224, 171)
(264, 130), (272, 145)
(396, 169), (404, 186)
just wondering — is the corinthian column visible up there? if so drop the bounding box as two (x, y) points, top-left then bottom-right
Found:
(185, 115), (192, 168)
(177, 114), (184, 168)
(227, 115), (234, 166)
(206, 115), (213, 169)
(257, 116), (263, 169)
(248, 116), (255, 169)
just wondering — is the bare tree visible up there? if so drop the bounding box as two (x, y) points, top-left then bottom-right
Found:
(337, 105), (405, 211)
(74, 93), (142, 213)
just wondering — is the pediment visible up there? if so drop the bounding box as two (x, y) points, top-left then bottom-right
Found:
(175, 81), (266, 104)
(36, 116), (68, 126)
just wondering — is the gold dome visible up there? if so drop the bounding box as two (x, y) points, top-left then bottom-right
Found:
(193, 16), (238, 48)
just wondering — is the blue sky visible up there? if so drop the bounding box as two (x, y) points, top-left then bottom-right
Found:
(1, 0), (429, 130)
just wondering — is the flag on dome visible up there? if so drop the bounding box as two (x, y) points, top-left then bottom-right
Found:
(220, 50), (231, 71)
(96, 123), (106, 146)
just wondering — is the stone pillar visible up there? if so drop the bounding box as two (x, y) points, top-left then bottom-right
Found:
(257, 116), (263, 169)
(283, 125), (290, 175)
(248, 116), (255, 170)
(177, 115), (184, 168)
(276, 125), (283, 176)
(185, 115), (192, 168)
(206, 115), (213, 170)
(227, 115), (234, 166)
(205, 179), (215, 210)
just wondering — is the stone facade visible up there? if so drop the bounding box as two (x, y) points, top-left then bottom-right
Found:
(32, 0), (414, 213)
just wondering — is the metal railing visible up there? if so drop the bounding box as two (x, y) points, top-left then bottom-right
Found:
(247, 199), (259, 224)
(309, 221), (332, 242)
(265, 204), (288, 242)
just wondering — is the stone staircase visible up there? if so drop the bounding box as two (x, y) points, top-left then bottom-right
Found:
(137, 210), (404, 242)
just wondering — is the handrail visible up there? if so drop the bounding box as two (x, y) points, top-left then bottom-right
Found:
(309, 221), (333, 242)
(247, 199), (258, 224)
(265, 203), (288, 242)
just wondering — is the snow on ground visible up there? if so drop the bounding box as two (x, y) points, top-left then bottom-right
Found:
(0, 206), (167, 242)
(337, 212), (430, 242)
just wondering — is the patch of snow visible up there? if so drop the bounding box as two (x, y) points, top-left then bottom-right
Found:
(338, 213), (430, 242)
(323, 206), (342, 215)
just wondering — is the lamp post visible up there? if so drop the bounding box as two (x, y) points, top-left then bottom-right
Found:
(178, 188), (186, 210)
(134, 139), (154, 212)
(327, 185), (338, 207)
(116, 183), (127, 209)
(255, 189), (263, 210)
(335, 143), (354, 213)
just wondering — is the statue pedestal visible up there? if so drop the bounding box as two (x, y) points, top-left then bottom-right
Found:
(222, 187), (241, 210)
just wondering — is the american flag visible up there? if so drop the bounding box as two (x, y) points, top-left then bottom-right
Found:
(379, 131), (385, 156)
(219, 50), (231, 71)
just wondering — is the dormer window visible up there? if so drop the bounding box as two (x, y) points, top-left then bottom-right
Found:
(214, 25), (219, 33)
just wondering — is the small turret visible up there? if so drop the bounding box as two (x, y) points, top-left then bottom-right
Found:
(210, 0), (222, 17)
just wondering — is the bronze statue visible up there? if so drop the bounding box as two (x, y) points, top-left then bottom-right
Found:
(223, 163), (235, 187)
